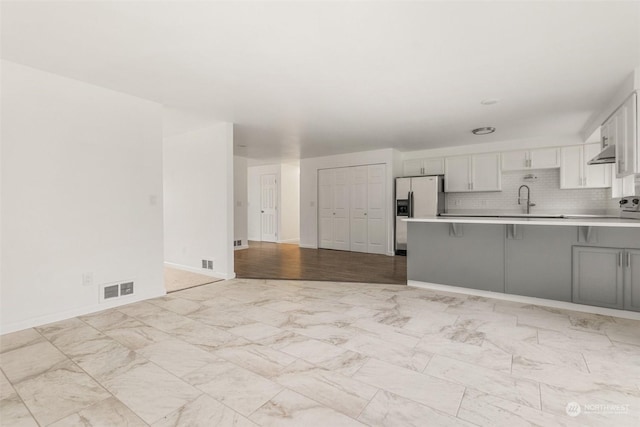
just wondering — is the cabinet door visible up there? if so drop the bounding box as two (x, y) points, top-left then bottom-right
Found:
(501, 150), (528, 171)
(572, 246), (624, 309)
(584, 142), (611, 188)
(505, 225), (573, 301)
(407, 222), (504, 292)
(423, 158), (444, 175)
(318, 169), (335, 249)
(560, 145), (583, 189)
(615, 94), (638, 177)
(350, 166), (368, 253)
(529, 147), (560, 169)
(624, 249), (640, 312)
(472, 153), (501, 191)
(610, 169), (636, 198)
(333, 168), (351, 251)
(367, 164), (386, 254)
(444, 156), (471, 192)
(403, 159), (423, 176)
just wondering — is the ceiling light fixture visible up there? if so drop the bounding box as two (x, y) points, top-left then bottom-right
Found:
(472, 127), (496, 135)
(480, 98), (500, 105)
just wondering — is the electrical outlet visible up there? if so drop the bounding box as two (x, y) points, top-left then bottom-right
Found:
(82, 272), (93, 287)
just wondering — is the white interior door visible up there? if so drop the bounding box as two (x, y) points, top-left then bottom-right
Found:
(367, 164), (386, 254)
(260, 174), (278, 242)
(318, 169), (334, 249)
(333, 168), (350, 251)
(350, 166), (368, 253)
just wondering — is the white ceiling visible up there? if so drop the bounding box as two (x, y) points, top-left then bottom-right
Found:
(2, 1), (639, 161)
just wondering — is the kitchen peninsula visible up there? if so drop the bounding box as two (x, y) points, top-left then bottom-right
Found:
(405, 216), (640, 313)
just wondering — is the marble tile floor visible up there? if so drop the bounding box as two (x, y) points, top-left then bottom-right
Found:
(1, 278), (639, 426)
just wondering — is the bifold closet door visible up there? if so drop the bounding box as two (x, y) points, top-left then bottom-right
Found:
(350, 166), (368, 253)
(318, 168), (350, 250)
(366, 164), (386, 254)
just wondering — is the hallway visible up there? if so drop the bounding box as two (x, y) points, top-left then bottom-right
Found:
(234, 242), (407, 285)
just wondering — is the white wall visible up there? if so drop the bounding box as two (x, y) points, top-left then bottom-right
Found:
(299, 148), (398, 254)
(1, 60), (165, 333)
(279, 162), (300, 243)
(163, 123), (235, 280)
(234, 156), (248, 249)
(401, 135), (584, 162)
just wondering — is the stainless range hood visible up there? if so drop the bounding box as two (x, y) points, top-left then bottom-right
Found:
(587, 143), (615, 165)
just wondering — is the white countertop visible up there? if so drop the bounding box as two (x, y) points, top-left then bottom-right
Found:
(404, 216), (640, 228)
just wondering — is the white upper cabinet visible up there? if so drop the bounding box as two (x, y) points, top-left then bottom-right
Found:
(501, 147), (560, 171)
(444, 153), (501, 192)
(403, 157), (444, 176)
(560, 143), (611, 189)
(613, 93), (638, 177)
(403, 159), (423, 176)
(444, 156), (471, 192)
(611, 168), (636, 198)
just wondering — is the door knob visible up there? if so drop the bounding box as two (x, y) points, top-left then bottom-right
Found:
(261, 210), (264, 213)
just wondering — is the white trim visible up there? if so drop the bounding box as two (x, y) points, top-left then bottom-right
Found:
(0, 289), (166, 335)
(277, 238), (300, 244)
(408, 280), (640, 321)
(298, 243), (318, 249)
(234, 245), (249, 251)
(164, 261), (229, 280)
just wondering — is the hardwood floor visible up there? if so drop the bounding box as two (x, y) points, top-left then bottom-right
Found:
(234, 241), (407, 285)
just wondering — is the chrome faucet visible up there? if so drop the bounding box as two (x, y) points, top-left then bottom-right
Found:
(518, 185), (536, 214)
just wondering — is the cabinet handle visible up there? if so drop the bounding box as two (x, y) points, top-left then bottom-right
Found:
(618, 252), (622, 267)
(627, 252), (631, 268)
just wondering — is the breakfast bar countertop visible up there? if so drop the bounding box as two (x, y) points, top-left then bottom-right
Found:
(404, 215), (640, 228)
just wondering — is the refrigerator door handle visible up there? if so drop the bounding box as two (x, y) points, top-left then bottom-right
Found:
(409, 191), (414, 218)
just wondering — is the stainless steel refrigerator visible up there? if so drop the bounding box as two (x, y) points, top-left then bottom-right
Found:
(395, 175), (445, 255)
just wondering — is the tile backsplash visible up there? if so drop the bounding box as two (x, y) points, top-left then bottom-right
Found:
(445, 169), (620, 214)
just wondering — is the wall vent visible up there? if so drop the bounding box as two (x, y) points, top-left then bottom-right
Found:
(103, 284), (119, 300)
(120, 282), (134, 295)
(99, 280), (135, 303)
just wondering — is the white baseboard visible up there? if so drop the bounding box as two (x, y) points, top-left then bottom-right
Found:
(164, 262), (230, 280)
(0, 289), (166, 335)
(298, 243), (318, 249)
(408, 280), (640, 321)
(277, 238), (300, 245)
(234, 245), (249, 251)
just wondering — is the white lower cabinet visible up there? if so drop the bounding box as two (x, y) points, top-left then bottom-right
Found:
(572, 246), (640, 311)
(560, 143), (611, 189)
(319, 164), (386, 254)
(444, 153), (501, 192)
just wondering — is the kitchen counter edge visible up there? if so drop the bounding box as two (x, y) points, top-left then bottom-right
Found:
(403, 216), (640, 228)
